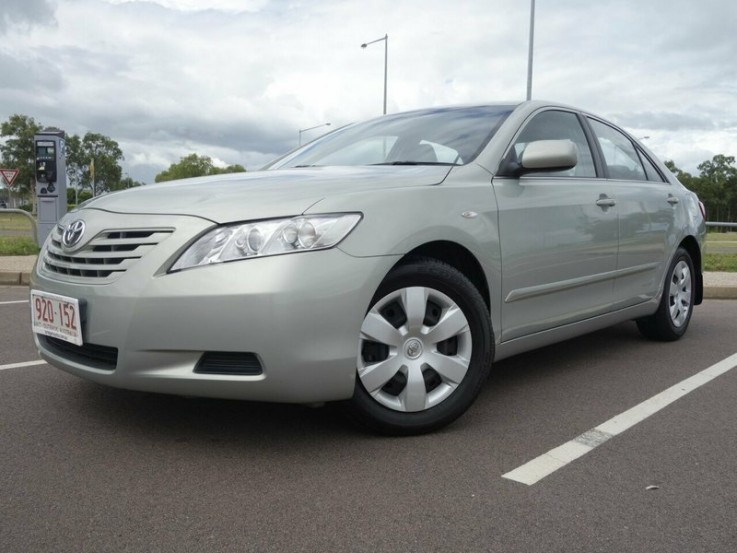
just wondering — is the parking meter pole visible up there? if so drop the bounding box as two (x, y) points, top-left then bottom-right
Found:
(34, 129), (68, 246)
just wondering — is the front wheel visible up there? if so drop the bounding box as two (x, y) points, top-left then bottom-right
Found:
(345, 258), (493, 435)
(636, 247), (695, 341)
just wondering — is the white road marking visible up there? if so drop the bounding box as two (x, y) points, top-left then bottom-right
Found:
(503, 351), (737, 486)
(0, 300), (28, 305)
(0, 360), (47, 371)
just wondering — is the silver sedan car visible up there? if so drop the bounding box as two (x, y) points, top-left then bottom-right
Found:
(30, 101), (706, 435)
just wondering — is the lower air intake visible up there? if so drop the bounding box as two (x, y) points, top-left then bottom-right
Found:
(195, 352), (263, 375)
(41, 335), (118, 371)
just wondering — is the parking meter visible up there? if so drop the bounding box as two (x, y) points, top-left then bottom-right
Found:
(35, 129), (67, 245)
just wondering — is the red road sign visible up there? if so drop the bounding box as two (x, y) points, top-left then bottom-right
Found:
(0, 169), (20, 187)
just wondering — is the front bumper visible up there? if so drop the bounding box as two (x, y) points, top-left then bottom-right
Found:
(32, 211), (398, 403)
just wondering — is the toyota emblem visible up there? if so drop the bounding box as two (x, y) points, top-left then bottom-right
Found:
(62, 220), (86, 249)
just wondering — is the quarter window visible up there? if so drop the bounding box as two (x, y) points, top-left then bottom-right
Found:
(638, 150), (666, 182)
(588, 119), (647, 181)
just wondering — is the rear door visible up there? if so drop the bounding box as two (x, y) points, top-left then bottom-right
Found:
(586, 118), (677, 310)
(493, 109), (618, 341)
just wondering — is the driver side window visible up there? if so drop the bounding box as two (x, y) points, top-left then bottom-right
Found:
(511, 110), (596, 177)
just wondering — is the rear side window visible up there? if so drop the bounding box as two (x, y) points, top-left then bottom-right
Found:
(510, 110), (596, 177)
(588, 119), (647, 181)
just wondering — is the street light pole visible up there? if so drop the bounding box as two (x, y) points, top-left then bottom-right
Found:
(298, 122), (331, 146)
(526, 0), (535, 101)
(361, 34), (388, 115)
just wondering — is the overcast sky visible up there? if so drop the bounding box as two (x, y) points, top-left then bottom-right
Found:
(1, 0), (735, 183)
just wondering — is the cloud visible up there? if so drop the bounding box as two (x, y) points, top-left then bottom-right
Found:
(0, 0), (735, 181)
(611, 112), (719, 132)
(0, 0), (56, 34)
(101, 0), (270, 12)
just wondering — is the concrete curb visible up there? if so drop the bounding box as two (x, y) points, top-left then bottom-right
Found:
(0, 272), (24, 286)
(2, 270), (736, 299)
(704, 287), (737, 300)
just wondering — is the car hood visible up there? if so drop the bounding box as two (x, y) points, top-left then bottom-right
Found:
(80, 165), (452, 223)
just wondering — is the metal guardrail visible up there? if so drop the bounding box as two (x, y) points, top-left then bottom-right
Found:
(706, 222), (737, 229)
(0, 208), (39, 245)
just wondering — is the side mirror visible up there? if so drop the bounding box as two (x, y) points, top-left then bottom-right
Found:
(520, 140), (577, 172)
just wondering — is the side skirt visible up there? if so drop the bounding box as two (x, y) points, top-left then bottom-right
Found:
(493, 298), (660, 363)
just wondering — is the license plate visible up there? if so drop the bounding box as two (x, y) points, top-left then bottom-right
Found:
(30, 290), (83, 346)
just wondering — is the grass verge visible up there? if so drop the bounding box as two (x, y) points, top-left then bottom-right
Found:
(706, 232), (737, 242)
(704, 253), (737, 272)
(1, 228), (735, 271)
(0, 213), (35, 231)
(0, 236), (40, 256)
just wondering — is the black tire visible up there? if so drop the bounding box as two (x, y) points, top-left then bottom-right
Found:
(636, 247), (695, 342)
(345, 258), (493, 435)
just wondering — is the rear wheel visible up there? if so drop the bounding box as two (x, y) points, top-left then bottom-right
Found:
(636, 247), (695, 341)
(346, 258), (492, 435)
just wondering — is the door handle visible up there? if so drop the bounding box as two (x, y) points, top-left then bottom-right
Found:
(667, 195), (680, 205)
(596, 196), (616, 208)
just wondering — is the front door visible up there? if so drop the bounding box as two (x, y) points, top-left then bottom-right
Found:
(493, 109), (618, 341)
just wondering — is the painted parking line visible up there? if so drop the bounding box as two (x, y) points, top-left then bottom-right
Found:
(0, 360), (47, 371)
(0, 300), (28, 305)
(503, 351), (737, 486)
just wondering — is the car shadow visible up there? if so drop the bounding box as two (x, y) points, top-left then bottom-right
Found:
(62, 320), (667, 446)
(488, 320), (645, 384)
(69, 380), (360, 445)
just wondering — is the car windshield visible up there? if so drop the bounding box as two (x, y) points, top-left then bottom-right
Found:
(266, 105), (516, 170)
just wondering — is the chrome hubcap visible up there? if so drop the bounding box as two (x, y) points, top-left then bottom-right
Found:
(668, 260), (691, 328)
(357, 287), (472, 413)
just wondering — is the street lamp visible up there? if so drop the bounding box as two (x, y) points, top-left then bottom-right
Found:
(298, 122), (331, 146)
(526, 0), (535, 101)
(360, 34), (388, 115)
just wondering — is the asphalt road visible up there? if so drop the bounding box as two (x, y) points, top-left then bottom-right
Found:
(1, 285), (736, 553)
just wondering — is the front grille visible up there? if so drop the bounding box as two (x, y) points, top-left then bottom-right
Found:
(40, 335), (118, 371)
(43, 225), (173, 284)
(195, 352), (263, 375)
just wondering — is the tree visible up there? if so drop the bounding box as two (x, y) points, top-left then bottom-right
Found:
(664, 160), (698, 190)
(66, 186), (103, 206)
(667, 156), (737, 223)
(213, 163), (247, 175)
(65, 134), (85, 192)
(210, 163), (246, 175)
(0, 114), (42, 198)
(0, 116), (124, 198)
(696, 155), (737, 222)
(72, 132), (124, 195)
(117, 175), (144, 189)
(155, 153), (246, 182)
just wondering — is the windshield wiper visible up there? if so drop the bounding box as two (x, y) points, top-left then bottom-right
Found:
(371, 161), (460, 166)
(293, 164), (323, 168)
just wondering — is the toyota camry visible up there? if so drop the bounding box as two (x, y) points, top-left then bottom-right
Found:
(30, 101), (706, 435)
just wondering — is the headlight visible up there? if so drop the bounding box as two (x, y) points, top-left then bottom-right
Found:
(170, 213), (362, 271)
